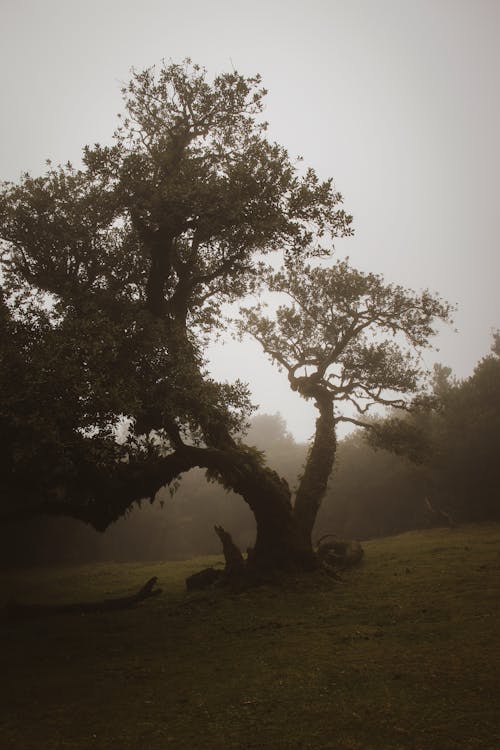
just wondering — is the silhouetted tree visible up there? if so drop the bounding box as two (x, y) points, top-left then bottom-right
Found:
(366, 332), (500, 523)
(0, 412), (304, 566)
(316, 431), (426, 540)
(241, 259), (452, 543)
(0, 61), (353, 573)
(0, 60), (455, 575)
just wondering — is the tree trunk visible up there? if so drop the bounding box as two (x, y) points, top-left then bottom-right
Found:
(293, 394), (337, 546)
(250, 486), (317, 572)
(140, 254), (318, 573)
(214, 456), (316, 572)
(158, 323), (317, 572)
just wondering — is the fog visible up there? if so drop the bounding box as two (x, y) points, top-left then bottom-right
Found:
(1, 0), (499, 440)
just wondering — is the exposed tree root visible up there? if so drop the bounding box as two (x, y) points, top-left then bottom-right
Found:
(316, 538), (364, 569)
(5, 577), (162, 620)
(185, 526), (365, 591)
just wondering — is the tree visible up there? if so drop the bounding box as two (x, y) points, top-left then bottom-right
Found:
(0, 61), (452, 578)
(0, 60), (353, 574)
(315, 430), (427, 540)
(240, 259), (452, 544)
(369, 333), (500, 522)
(0, 412), (307, 567)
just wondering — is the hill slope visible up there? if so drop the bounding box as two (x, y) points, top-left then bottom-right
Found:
(2, 524), (500, 750)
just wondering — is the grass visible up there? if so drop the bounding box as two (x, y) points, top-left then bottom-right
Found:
(1, 524), (499, 750)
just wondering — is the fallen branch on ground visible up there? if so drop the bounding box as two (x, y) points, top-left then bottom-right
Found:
(5, 576), (162, 620)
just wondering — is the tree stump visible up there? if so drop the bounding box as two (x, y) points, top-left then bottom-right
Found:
(214, 525), (246, 578)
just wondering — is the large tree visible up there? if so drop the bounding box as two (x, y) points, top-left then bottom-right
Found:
(0, 61), (352, 573)
(240, 259), (452, 546)
(0, 61), (451, 577)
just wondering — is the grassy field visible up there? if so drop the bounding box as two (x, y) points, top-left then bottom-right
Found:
(1, 524), (499, 750)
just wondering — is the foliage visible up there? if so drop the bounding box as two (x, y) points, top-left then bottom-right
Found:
(424, 336), (500, 519)
(0, 61), (352, 529)
(316, 430), (427, 540)
(241, 258), (452, 425)
(366, 332), (500, 522)
(238, 258), (451, 551)
(4, 58), (488, 565)
(0, 413), (305, 565)
(3, 323), (498, 564)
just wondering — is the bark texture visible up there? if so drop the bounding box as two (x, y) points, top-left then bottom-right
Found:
(293, 393), (336, 546)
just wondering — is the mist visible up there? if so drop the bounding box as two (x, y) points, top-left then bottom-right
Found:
(1, 4), (499, 749)
(2, 0), (499, 441)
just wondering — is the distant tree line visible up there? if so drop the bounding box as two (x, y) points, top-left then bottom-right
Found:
(320, 332), (500, 536)
(1, 335), (498, 566)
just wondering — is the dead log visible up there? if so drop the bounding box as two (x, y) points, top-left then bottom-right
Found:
(5, 576), (162, 620)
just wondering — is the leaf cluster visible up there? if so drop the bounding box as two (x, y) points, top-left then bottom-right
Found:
(240, 259), (453, 424)
(0, 60), (356, 521)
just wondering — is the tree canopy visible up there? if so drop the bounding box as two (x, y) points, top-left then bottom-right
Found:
(367, 332), (500, 522)
(241, 259), (452, 425)
(238, 259), (451, 542)
(0, 60), (454, 574)
(0, 61), (351, 535)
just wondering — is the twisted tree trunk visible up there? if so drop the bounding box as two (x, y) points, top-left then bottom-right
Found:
(293, 393), (336, 547)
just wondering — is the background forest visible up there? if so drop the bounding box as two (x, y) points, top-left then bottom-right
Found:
(2, 333), (498, 566)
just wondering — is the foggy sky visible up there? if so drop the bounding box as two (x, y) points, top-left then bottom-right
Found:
(1, 0), (499, 441)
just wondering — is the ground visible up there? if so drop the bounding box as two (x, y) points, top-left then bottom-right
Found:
(1, 524), (499, 750)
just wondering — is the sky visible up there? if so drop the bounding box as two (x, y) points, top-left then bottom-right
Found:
(1, 0), (499, 441)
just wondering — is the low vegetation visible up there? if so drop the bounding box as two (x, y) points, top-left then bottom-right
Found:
(2, 524), (499, 750)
